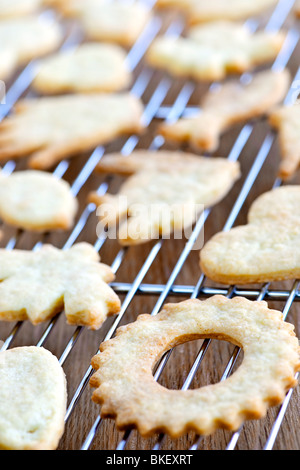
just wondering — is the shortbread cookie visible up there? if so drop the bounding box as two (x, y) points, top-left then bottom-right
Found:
(200, 185), (300, 285)
(0, 169), (77, 231)
(269, 103), (300, 180)
(90, 295), (300, 438)
(160, 68), (290, 152)
(32, 43), (132, 94)
(89, 150), (240, 245)
(0, 242), (121, 329)
(147, 21), (285, 81)
(58, 0), (151, 47)
(156, 0), (278, 25)
(0, 0), (42, 18)
(0, 346), (67, 450)
(0, 16), (62, 81)
(0, 93), (144, 169)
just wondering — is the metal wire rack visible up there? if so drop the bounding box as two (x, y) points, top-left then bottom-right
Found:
(0, 0), (300, 451)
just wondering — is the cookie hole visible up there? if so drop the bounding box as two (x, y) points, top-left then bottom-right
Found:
(155, 338), (244, 391)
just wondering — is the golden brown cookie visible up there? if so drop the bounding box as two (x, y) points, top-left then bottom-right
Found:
(90, 295), (300, 438)
(200, 185), (300, 285)
(160, 68), (290, 152)
(89, 150), (240, 245)
(269, 103), (300, 180)
(0, 242), (121, 329)
(0, 93), (144, 169)
(147, 21), (285, 81)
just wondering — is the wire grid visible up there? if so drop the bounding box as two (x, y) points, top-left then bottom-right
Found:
(0, 0), (299, 451)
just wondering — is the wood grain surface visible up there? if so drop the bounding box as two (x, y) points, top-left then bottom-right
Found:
(0, 1), (300, 451)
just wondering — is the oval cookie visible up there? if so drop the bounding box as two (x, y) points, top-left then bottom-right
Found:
(0, 346), (67, 450)
(0, 169), (78, 231)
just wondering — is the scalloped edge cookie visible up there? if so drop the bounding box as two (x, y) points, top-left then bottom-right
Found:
(90, 295), (300, 438)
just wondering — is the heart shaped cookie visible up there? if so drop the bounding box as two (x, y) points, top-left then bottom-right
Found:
(0, 346), (67, 450)
(200, 185), (300, 284)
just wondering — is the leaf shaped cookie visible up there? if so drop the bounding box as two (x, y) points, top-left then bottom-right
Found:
(90, 296), (300, 438)
(156, 0), (279, 25)
(0, 15), (63, 80)
(269, 103), (300, 180)
(57, 0), (151, 47)
(200, 185), (300, 284)
(0, 346), (67, 450)
(89, 150), (240, 245)
(0, 243), (121, 329)
(147, 21), (285, 81)
(0, 169), (78, 231)
(32, 43), (132, 95)
(0, 93), (144, 169)
(160, 68), (290, 152)
(0, 0), (43, 18)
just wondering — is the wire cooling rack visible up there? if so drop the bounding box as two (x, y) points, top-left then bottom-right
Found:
(0, 0), (300, 451)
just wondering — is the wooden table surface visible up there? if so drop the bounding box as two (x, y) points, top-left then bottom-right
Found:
(1, 1), (300, 451)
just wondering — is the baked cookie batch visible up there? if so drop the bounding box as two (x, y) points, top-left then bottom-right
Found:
(0, 0), (299, 451)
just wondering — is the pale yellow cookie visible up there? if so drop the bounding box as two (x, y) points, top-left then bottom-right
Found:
(0, 93), (144, 169)
(0, 346), (67, 450)
(0, 242), (121, 329)
(32, 43), (132, 94)
(57, 0), (151, 47)
(0, 169), (77, 231)
(247, 184), (300, 224)
(160, 68), (290, 152)
(200, 185), (300, 285)
(0, 0), (43, 18)
(0, 16), (63, 81)
(90, 295), (300, 438)
(269, 103), (300, 180)
(156, 0), (279, 25)
(89, 150), (240, 245)
(147, 21), (285, 81)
